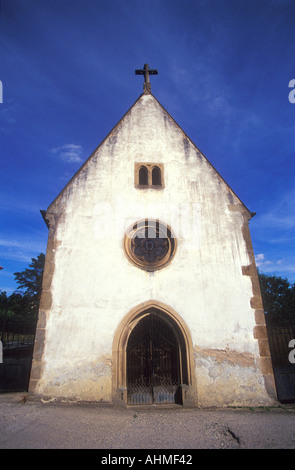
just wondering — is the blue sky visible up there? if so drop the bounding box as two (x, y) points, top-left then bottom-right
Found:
(1, 0), (295, 293)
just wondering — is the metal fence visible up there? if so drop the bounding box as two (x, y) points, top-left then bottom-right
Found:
(266, 324), (295, 403)
(1, 316), (37, 349)
(267, 325), (295, 367)
(0, 315), (37, 392)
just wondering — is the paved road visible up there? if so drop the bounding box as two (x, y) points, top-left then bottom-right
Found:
(0, 394), (295, 450)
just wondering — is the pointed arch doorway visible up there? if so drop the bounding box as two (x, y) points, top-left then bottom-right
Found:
(112, 301), (196, 407)
(127, 312), (181, 404)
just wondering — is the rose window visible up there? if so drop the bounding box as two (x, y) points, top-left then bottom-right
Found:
(124, 220), (176, 271)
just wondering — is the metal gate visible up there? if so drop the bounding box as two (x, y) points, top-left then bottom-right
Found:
(0, 316), (37, 392)
(127, 313), (181, 405)
(266, 324), (295, 403)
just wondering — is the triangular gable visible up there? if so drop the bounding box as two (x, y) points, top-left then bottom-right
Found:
(45, 91), (252, 218)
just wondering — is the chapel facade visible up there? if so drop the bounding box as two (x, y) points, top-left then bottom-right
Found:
(29, 66), (277, 407)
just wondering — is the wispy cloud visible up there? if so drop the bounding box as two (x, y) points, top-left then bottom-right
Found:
(255, 253), (283, 269)
(255, 252), (295, 280)
(0, 194), (45, 215)
(51, 144), (84, 163)
(252, 187), (295, 282)
(0, 237), (47, 264)
(254, 188), (295, 232)
(255, 253), (267, 267)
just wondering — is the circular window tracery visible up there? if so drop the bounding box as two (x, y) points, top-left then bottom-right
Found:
(124, 219), (176, 271)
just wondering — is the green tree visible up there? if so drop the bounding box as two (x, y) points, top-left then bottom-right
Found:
(258, 272), (295, 326)
(14, 253), (45, 298)
(13, 253), (45, 316)
(0, 290), (10, 318)
(0, 290), (25, 317)
(0, 291), (24, 317)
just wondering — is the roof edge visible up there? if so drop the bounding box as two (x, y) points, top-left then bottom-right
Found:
(46, 92), (146, 212)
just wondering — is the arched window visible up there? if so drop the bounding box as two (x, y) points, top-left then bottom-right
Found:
(152, 166), (161, 186)
(135, 163), (164, 188)
(139, 166), (148, 185)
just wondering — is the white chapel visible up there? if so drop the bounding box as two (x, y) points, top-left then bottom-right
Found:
(29, 65), (277, 407)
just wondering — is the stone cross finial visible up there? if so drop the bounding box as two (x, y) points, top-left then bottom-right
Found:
(135, 64), (158, 93)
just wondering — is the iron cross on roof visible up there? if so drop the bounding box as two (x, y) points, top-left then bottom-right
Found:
(135, 64), (158, 93)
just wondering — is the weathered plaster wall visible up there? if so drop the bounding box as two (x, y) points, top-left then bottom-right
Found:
(30, 93), (276, 405)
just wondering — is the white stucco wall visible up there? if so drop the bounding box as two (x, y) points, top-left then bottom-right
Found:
(33, 94), (274, 405)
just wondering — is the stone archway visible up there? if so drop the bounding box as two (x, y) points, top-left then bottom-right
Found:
(112, 300), (196, 407)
